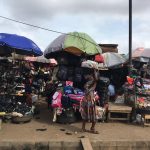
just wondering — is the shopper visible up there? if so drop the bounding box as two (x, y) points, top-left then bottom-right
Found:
(80, 69), (99, 134)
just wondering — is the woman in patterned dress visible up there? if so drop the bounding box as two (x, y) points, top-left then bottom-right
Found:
(80, 69), (99, 134)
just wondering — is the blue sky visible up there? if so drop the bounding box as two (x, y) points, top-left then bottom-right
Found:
(0, 0), (150, 54)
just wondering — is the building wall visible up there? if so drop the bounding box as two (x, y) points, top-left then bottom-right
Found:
(99, 44), (118, 53)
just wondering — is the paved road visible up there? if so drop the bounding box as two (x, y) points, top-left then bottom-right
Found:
(0, 98), (150, 143)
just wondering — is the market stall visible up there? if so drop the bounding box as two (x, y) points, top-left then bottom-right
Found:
(44, 32), (109, 123)
(0, 33), (43, 125)
(124, 74), (150, 125)
(0, 60), (33, 123)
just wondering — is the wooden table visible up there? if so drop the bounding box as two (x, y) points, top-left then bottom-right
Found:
(108, 102), (132, 122)
(143, 114), (150, 127)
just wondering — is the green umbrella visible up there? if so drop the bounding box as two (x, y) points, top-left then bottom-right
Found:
(44, 32), (102, 58)
(64, 32), (102, 56)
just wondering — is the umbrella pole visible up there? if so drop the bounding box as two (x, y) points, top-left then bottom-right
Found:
(12, 49), (16, 65)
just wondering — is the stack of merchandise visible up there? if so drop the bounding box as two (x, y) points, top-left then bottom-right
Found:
(50, 81), (85, 123)
(96, 77), (110, 107)
(143, 78), (150, 95)
(54, 54), (85, 89)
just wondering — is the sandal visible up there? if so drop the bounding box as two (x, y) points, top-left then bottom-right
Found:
(90, 129), (99, 134)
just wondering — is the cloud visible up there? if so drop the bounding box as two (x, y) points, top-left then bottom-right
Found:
(133, 0), (150, 14)
(1, 0), (150, 54)
(1, 0), (129, 22)
(2, 0), (150, 22)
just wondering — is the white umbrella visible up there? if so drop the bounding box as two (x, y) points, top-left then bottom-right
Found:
(102, 52), (127, 68)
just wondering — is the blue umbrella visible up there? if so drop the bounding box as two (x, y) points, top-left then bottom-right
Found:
(0, 33), (43, 56)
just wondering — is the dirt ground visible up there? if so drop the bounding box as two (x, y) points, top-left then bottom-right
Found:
(1, 97), (150, 143)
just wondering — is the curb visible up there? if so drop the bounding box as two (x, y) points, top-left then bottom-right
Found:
(1, 140), (150, 150)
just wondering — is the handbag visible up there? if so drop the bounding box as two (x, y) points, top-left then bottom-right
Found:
(51, 91), (62, 108)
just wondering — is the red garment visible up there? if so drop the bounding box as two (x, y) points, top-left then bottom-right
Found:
(137, 97), (145, 103)
(95, 54), (104, 63)
(127, 76), (134, 85)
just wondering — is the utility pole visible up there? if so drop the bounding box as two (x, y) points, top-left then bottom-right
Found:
(129, 0), (136, 121)
(129, 0), (132, 67)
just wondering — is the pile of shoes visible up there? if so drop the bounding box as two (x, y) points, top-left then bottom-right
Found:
(0, 95), (31, 115)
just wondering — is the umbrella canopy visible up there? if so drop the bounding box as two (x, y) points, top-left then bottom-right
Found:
(102, 52), (127, 68)
(44, 32), (102, 58)
(132, 48), (150, 62)
(25, 55), (57, 64)
(0, 33), (43, 56)
(25, 55), (49, 63)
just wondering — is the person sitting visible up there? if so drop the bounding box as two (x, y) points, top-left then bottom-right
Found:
(108, 83), (116, 101)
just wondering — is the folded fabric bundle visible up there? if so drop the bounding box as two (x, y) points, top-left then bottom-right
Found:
(12, 112), (23, 117)
(81, 60), (107, 70)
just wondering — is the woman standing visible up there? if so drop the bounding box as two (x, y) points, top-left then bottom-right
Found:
(80, 69), (99, 134)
